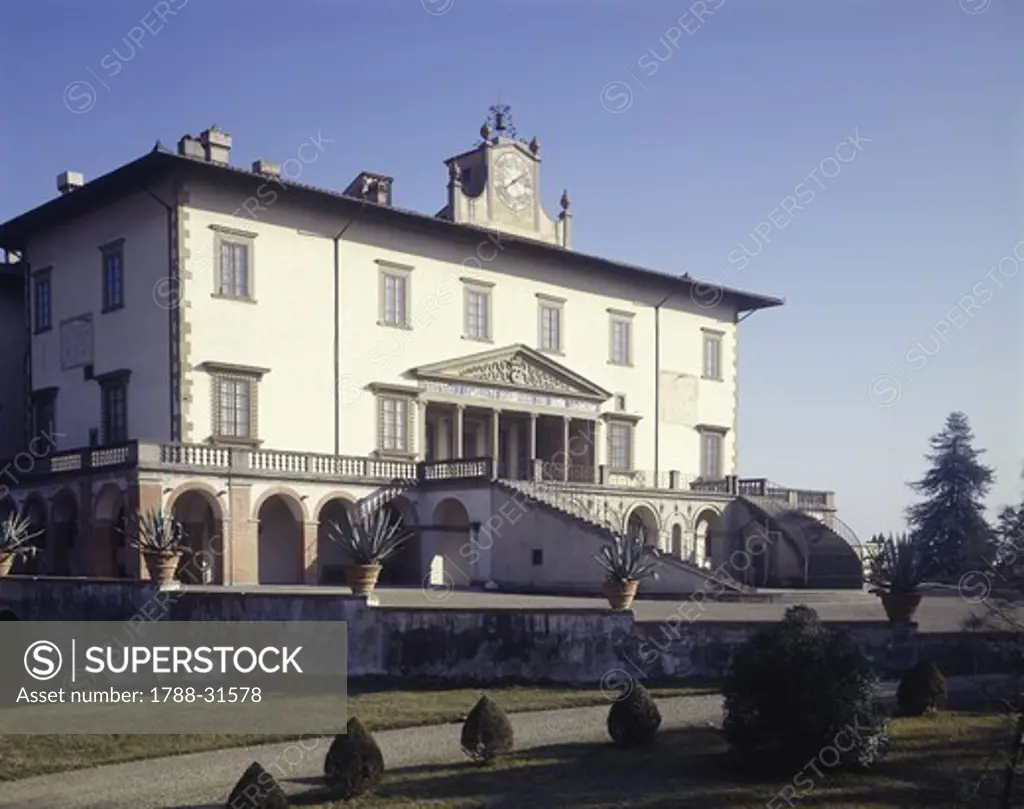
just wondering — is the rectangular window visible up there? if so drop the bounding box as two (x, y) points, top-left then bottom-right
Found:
(218, 241), (250, 299)
(381, 272), (408, 326)
(701, 432), (723, 479)
(380, 396), (409, 452)
(465, 287), (491, 340)
(610, 317), (631, 365)
(214, 377), (254, 439)
(539, 304), (562, 352)
(101, 242), (125, 311)
(33, 272), (52, 333)
(703, 331), (723, 380)
(531, 549), (543, 566)
(101, 379), (128, 444)
(31, 391), (56, 439)
(608, 422), (632, 471)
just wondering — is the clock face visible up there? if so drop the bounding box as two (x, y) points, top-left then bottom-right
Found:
(493, 152), (534, 212)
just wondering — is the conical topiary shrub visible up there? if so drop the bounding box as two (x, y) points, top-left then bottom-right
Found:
(323, 716), (385, 800)
(607, 681), (662, 747)
(225, 761), (288, 809)
(461, 694), (514, 764)
(896, 661), (947, 716)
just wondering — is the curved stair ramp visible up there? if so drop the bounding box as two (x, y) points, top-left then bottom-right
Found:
(497, 478), (753, 597)
(738, 492), (864, 589)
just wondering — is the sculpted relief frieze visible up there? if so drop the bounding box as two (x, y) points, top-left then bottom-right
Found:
(459, 355), (576, 393)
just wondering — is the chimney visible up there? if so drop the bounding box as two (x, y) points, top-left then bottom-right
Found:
(177, 135), (205, 159)
(57, 171), (84, 195)
(252, 160), (280, 178)
(342, 172), (393, 206)
(199, 125), (232, 164)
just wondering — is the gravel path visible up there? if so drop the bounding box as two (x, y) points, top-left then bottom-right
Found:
(0, 694), (723, 809)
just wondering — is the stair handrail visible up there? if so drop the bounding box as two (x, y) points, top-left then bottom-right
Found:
(500, 478), (754, 592)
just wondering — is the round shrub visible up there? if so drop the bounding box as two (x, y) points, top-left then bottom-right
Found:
(225, 761), (288, 809)
(607, 681), (662, 747)
(896, 661), (947, 716)
(722, 605), (890, 770)
(323, 716), (385, 800)
(461, 694), (514, 764)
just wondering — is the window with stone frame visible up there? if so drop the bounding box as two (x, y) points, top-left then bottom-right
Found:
(608, 310), (633, 365)
(702, 329), (723, 381)
(538, 294), (564, 353)
(31, 388), (57, 441)
(607, 420), (634, 471)
(97, 370), (130, 444)
(212, 226), (257, 301)
(700, 429), (725, 479)
(33, 269), (52, 333)
(378, 395), (413, 454)
(101, 239), (125, 312)
(463, 278), (493, 341)
(379, 262), (412, 327)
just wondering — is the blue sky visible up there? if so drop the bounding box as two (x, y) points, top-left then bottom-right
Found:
(1, 0), (1020, 543)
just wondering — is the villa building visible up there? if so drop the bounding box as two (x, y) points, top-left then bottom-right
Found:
(0, 111), (863, 594)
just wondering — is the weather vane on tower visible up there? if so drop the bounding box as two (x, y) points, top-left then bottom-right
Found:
(480, 92), (519, 144)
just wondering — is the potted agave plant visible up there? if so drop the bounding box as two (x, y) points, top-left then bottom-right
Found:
(594, 532), (659, 610)
(328, 506), (410, 597)
(128, 508), (189, 586)
(0, 514), (43, 576)
(867, 532), (929, 623)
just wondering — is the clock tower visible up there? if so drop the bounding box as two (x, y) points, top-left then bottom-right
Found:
(440, 105), (572, 249)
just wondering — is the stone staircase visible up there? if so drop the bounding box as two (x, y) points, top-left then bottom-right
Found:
(497, 478), (752, 596)
(353, 478), (418, 517)
(739, 495), (864, 589)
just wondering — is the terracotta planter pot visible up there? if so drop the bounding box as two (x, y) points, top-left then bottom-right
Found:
(0, 553), (14, 577)
(879, 592), (922, 623)
(143, 550), (182, 585)
(345, 564), (382, 597)
(603, 579), (639, 610)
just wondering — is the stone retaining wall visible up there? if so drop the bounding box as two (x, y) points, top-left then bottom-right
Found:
(0, 579), (1018, 684)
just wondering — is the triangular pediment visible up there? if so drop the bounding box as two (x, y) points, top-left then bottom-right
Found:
(411, 344), (611, 401)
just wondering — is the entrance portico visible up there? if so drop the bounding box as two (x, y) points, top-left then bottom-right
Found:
(409, 344), (613, 482)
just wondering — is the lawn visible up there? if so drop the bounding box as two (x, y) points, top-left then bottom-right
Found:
(0, 682), (703, 782)
(290, 712), (1019, 808)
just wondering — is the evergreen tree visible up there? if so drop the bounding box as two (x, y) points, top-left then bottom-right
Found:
(995, 467), (1024, 562)
(905, 412), (994, 576)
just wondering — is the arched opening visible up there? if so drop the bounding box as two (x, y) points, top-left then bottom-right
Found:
(626, 504), (660, 549)
(256, 495), (303, 585)
(169, 490), (224, 584)
(19, 497), (47, 575)
(0, 609), (18, 620)
(50, 489), (79, 576)
(671, 523), (683, 557)
(93, 485), (127, 578)
(377, 496), (420, 586)
(694, 508), (724, 569)
(317, 497), (355, 585)
(430, 498), (471, 589)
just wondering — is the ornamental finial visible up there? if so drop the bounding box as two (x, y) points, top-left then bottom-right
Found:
(560, 189), (571, 211)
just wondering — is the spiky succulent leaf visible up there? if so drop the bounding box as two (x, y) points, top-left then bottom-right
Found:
(128, 508), (189, 553)
(866, 533), (928, 593)
(0, 514), (43, 556)
(328, 506), (410, 565)
(594, 532), (659, 581)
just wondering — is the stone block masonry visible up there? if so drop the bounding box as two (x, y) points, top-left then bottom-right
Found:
(0, 579), (1019, 684)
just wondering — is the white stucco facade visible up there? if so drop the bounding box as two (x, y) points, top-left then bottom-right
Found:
(0, 122), (862, 593)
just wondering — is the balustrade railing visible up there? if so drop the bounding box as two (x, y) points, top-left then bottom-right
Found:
(1, 439), (837, 515)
